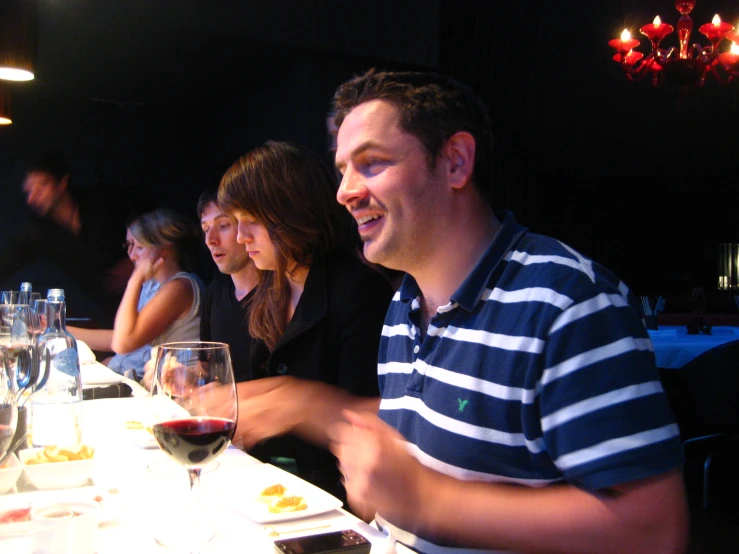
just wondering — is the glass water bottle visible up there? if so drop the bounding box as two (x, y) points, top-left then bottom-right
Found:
(19, 282), (32, 305)
(31, 288), (83, 447)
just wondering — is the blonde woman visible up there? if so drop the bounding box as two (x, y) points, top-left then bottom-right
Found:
(71, 208), (204, 380)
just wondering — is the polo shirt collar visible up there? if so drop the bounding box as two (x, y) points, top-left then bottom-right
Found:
(396, 211), (528, 310)
(451, 210), (528, 311)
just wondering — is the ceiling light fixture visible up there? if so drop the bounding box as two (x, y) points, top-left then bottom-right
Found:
(609, 0), (739, 90)
(0, 0), (37, 82)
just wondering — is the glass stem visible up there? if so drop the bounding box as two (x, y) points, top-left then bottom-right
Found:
(187, 467), (205, 553)
(188, 467), (202, 511)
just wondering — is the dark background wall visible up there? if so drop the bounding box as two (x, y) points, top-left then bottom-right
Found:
(1, 0), (738, 316)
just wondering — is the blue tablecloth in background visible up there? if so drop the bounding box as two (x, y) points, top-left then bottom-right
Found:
(648, 326), (739, 369)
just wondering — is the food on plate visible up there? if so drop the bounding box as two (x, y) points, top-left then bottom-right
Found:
(125, 420), (153, 434)
(0, 507), (31, 524)
(24, 444), (95, 464)
(268, 494), (307, 513)
(258, 483), (287, 503)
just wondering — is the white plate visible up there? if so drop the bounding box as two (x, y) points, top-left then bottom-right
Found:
(125, 425), (159, 449)
(229, 464), (343, 524)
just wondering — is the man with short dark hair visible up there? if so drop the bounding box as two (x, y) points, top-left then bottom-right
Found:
(234, 70), (689, 554)
(331, 69), (687, 554)
(197, 190), (258, 381)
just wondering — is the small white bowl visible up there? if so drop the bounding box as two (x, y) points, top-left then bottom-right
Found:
(19, 448), (95, 490)
(0, 452), (23, 493)
(32, 500), (100, 554)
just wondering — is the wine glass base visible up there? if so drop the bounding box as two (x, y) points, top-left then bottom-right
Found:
(154, 518), (214, 552)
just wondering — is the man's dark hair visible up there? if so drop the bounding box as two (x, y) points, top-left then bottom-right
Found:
(332, 69), (495, 206)
(27, 151), (71, 182)
(196, 189), (219, 219)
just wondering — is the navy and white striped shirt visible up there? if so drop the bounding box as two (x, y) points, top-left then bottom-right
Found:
(376, 212), (682, 554)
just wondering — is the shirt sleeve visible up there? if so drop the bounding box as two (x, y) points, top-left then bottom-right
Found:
(538, 289), (683, 490)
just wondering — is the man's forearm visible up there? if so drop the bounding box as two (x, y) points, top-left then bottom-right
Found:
(294, 390), (380, 447)
(405, 468), (688, 554)
(235, 377), (379, 449)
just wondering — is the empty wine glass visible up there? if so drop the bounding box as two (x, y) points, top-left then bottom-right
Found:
(30, 299), (48, 335)
(149, 341), (237, 550)
(0, 304), (36, 405)
(1, 291), (20, 304)
(0, 346), (18, 464)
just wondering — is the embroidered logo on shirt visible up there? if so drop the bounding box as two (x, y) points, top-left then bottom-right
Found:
(457, 398), (469, 412)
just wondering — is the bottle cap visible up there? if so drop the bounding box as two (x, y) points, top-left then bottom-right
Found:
(47, 288), (65, 302)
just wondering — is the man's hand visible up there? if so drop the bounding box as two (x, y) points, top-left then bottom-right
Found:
(233, 377), (315, 449)
(328, 410), (428, 526)
(233, 377), (377, 450)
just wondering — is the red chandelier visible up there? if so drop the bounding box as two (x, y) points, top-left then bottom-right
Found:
(609, 0), (739, 89)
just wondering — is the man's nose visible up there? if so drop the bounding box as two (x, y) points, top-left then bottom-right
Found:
(336, 167), (366, 207)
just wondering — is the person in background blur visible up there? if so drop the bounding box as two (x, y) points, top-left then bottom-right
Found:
(218, 140), (394, 504)
(0, 151), (136, 326)
(70, 208), (203, 380)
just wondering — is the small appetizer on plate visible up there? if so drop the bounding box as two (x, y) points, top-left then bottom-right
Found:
(269, 495), (307, 514)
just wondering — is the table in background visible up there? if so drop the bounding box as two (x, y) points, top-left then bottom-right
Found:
(648, 326), (739, 370)
(1, 382), (391, 553)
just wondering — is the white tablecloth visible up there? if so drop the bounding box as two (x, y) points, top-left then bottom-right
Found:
(1, 376), (392, 553)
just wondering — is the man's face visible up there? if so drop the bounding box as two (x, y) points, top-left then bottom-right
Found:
(22, 171), (67, 216)
(200, 202), (250, 275)
(335, 100), (446, 273)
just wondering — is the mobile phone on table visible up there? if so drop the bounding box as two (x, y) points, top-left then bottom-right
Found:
(273, 529), (371, 554)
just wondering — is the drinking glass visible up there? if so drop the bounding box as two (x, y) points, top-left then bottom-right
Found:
(0, 304), (36, 405)
(149, 341), (237, 550)
(1, 291), (20, 304)
(0, 346), (18, 463)
(30, 299), (48, 335)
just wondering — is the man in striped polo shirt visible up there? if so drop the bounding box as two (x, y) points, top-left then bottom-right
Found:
(326, 69), (688, 553)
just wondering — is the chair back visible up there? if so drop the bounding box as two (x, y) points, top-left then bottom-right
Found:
(665, 339), (739, 439)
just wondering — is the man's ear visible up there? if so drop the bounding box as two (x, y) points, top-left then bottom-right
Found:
(443, 131), (476, 190)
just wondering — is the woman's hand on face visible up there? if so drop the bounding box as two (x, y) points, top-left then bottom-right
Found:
(132, 249), (163, 281)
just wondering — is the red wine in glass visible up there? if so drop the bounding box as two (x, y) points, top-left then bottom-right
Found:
(149, 341), (237, 550)
(152, 417), (235, 466)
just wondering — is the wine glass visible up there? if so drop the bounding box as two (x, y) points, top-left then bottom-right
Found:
(149, 341), (237, 550)
(0, 346), (18, 464)
(0, 304), (36, 404)
(30, 298), (47, 335)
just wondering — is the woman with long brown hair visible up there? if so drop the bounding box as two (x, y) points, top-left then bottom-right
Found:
(218, 140), (394, 503)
